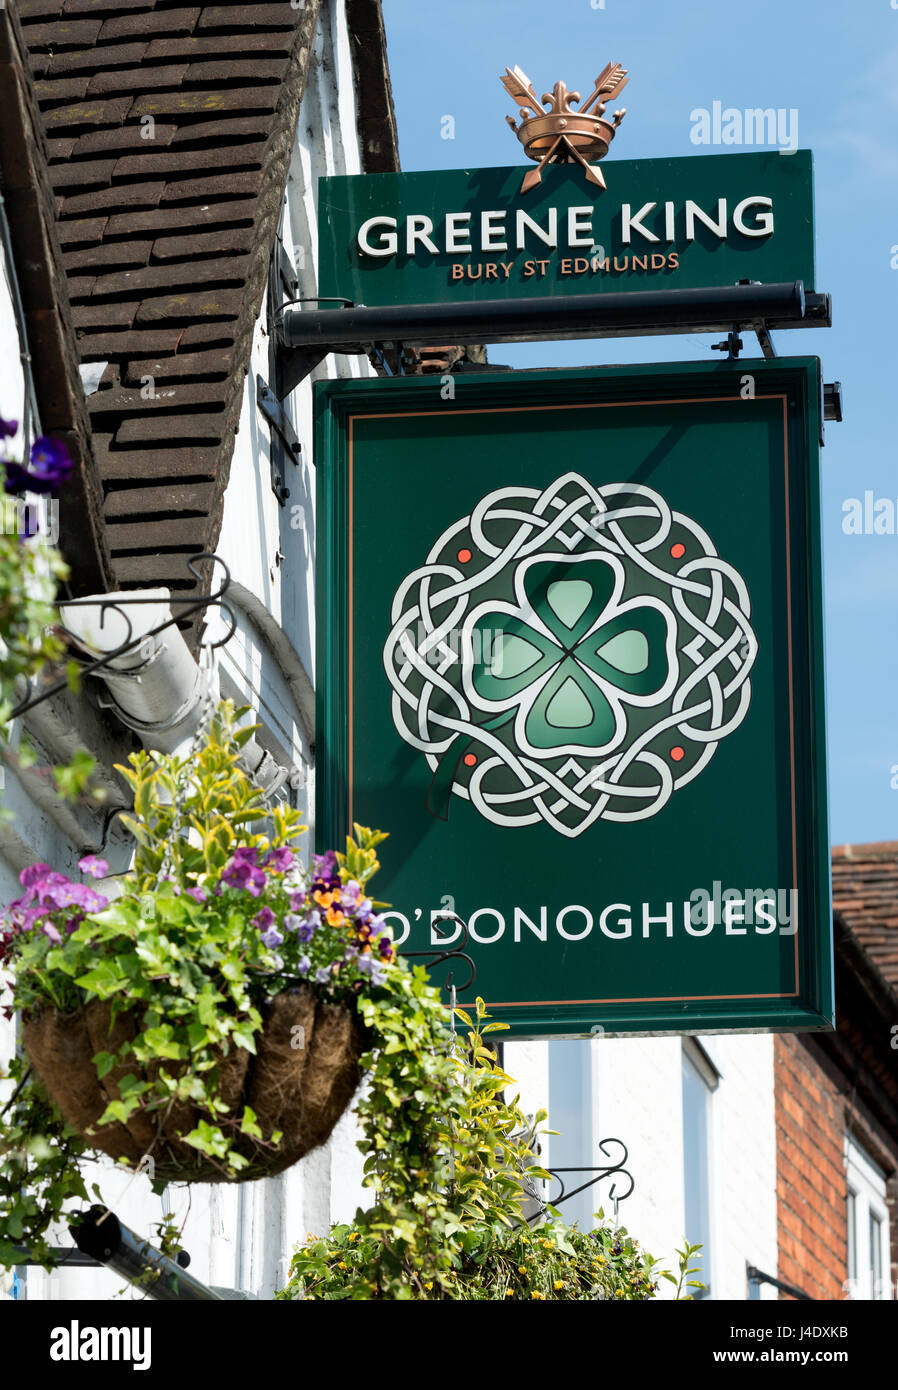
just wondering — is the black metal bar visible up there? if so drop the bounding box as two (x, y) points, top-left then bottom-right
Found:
(401, 912), (477, 993)
(823, 381), (843, 422)
(71, 1206), (223, 1302)
(543, 1138), (634, 1210)
(278, 282), (822, 359)
(746, 1263), (814, 1301)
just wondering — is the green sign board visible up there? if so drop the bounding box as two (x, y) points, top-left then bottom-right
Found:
(318, 152), (815, 307)
(316, 360), (832, 1037)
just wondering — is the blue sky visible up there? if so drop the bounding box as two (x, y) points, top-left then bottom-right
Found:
(381, 0), (898, 844)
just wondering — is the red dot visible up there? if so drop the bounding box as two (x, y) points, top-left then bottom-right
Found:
(670, 746), (685, 762)
(670, 543), (686, 559)
(457, 548), (472, 563)
(463, 753), (477, 767)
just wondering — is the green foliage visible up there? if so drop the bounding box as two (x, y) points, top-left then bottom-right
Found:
(278, 994), (668, 1301)
(0, 483), (68, 724)
(0, 1054), (88, 1271)
(0, 702), (400, 1267)
(660, 1238), (707, 1299)
(287, 1211), (659, 1301)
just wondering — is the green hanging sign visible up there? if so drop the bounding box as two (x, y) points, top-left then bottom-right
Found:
(315, 359), (833, 1037)
(317, 152), (815, 308)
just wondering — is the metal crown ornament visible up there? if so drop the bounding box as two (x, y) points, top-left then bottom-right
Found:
(502, 60), (629, 194)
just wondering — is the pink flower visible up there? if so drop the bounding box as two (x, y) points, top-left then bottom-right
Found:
(20, 863), (53, 888)
(78, 854), (109, 879)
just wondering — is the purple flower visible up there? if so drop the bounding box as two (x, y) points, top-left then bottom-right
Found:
(29, 436), (73, 484)
(264, 847), (294, 873)
(289, 891), (307, 912)
(261, 925), (283, 949)
(377, 935), (394, 958)
(295, 910), (320, 943)
(341, 880), (361, 907)
(357, 955), (386, 985)
(221, 852), (267, 896)
(20, 863), (53, 889)
(252, 907), (276, 933)
(0, 416), (18, 440)
(41, 923), (62, 945)
(297, 955), (311, 976)
(315, 966), (331, 984)
(313, 850), (338, 878)
(283, 913), (302, 932)
(78, 854), (109, 879)
(186, 886), (207, 903)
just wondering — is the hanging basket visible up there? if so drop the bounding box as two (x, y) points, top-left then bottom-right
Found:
(22, 985), (368, 1184)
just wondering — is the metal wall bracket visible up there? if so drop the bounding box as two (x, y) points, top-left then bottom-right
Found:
(747, 1262), (813, 1301)
(257, 377), (301, 505)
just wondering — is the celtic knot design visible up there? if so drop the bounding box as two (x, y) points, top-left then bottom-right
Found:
(383, 472), (757, 838)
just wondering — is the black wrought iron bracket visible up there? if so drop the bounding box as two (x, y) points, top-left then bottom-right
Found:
(746, 1263), (813, 1301)
(274, 280), (833, 396)
(543, 1138), (635, 1213)
(7, 553), (236, 723)
(401, 912), (477, 993)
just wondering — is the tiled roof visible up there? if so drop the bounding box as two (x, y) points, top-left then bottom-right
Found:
(15, 0), (397, 609)
(0, 1), (112, 591)
(832, 841), (898, 994)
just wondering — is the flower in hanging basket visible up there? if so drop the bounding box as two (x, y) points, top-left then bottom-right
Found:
(1, 702), (396, 1187)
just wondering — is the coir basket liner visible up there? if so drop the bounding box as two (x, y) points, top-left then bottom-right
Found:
(22, 985), (367, 1183)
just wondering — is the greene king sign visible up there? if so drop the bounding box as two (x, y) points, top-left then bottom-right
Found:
(318, 151), (815, 307)
(315, 360), (833, 1038)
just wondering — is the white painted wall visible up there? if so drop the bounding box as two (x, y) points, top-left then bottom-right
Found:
(507, 1032), (779, 1299)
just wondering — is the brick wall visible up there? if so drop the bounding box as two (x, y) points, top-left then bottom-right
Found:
(774, 1034), (848, 1299)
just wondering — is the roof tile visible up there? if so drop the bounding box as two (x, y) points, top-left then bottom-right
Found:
(103, 197), (256, 236)
(43, 95), (134, 127)
(21, 19), (103, 47)
(61, 181), (165, 215)
(86, 64), (190, 96)
(46, 42), (149, 75)
(97, 9), (200, 42)
(17, 0), (345, 616)
(198, 5), (296, 29)
(111, 141), (266, 179)
(832, 843), (898, 991)
(133, 288), (244, 322)
(63, 239), (153, 271)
